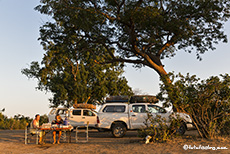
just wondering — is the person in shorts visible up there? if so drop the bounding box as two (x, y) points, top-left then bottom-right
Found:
(52, 114), (64, 144)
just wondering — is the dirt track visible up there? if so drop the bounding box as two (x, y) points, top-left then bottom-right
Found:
(0, 129), (229, 154)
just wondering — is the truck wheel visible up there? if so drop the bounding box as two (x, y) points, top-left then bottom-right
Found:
(176, 123), (186, 135)
(111, 123), (127, 138)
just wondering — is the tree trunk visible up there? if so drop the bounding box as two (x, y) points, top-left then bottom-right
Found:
(151, 63), (171, 85)
(146, 55), (171, 85)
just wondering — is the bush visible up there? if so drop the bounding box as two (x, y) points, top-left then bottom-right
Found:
(0, 113), (34, 130)
(221, 121), (230, 136)
(158, 73), (230, 139)
(40, 114), (48, 125)
(138, 113), (183, 143)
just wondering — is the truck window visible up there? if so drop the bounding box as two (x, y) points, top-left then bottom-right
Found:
(50, 109), (56, 115)
(57, 109), (68, 115)
(103, 105), (126, 113)
(83, 110), (95, 116)
(132, 105), (146, 113)
(72, 110), (81, 115)
(147, 105), (166, 113)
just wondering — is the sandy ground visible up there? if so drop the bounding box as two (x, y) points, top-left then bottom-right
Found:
(0, 129), (229, 154)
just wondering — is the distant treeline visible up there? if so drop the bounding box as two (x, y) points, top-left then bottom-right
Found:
(0, 113), (48, 130)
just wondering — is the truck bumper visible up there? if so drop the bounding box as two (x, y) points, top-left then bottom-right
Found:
(186, 122), (196, 130)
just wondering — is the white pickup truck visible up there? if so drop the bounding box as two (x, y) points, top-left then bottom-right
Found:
(96, 103), (194, 137)
(48, 108), (98, 128)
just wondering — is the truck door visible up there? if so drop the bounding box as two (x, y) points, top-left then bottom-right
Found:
(69, 109), (84, 127)
(82, 109), (97, 127)
(130, 104), (147, 129)
(147, 105), (171, 126)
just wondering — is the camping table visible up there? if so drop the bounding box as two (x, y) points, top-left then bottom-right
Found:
(40, 125), (73, 143)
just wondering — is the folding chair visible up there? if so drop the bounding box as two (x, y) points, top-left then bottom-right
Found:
(75, 122), (89, 143)
(25, 123), (39, 144)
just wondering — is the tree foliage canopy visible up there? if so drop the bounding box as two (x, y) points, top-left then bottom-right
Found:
(22, 51), (133, 107)
(35, 0), (230, 79)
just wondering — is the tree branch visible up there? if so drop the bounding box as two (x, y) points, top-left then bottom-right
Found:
(95, 57), (147, 66)
(90, 0), (116, 21)
(157, 35), (176, 56)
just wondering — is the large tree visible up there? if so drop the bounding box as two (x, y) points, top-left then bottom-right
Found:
(35, 0), (230, 84)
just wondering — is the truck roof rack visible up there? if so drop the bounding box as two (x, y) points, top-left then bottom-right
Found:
(130, 95), (159, 103)
(73, 103), (96, 109)
(105, 96), (129, 103)
(105, 95), (159, 104)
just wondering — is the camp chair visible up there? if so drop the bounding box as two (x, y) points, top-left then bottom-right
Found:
(25, 122), (39, 144)
(75, 121), (89, 143)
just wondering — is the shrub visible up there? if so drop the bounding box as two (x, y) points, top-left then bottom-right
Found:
(40, 114), (48, 125)
(138, 113), (183, 143)
(158, 73), (230, 139)
(0, 113), (34, 130)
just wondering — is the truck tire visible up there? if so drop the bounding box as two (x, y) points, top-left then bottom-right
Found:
(176, 123), (186, 135)
(111, 123), (127, 138)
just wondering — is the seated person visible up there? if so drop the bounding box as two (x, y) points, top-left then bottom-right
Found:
(30, 114), (45, 144)
(52, 114), (64, 144)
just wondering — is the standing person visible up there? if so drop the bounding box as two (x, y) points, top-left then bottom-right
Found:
(30, 114), (45, 144)
(52, 114), (64, 144)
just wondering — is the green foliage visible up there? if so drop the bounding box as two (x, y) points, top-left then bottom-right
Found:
(22, 0), (135, 107)
(158, 73), (230, 139)
(0, 113), (33, 130)
(22, 53), (133, 107)
(0, 113), (48, 130)
(39, 114), (49, 125)
(221, 121), (230, 135)
(34, 0), (230, 79)
(22, 28), (133, 107)
(138, 113), (183, 143)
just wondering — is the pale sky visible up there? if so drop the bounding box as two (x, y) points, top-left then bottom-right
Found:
(0, 0), (230, 117)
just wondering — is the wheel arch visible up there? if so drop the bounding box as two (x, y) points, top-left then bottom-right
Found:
(110, 121), (128, 130)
